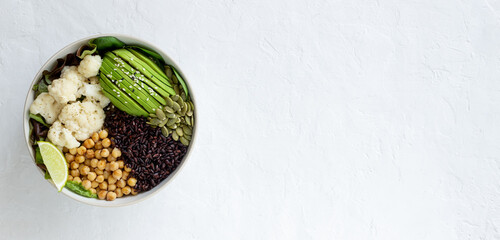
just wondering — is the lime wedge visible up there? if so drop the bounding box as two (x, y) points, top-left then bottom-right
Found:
(37, 141), (68, 192)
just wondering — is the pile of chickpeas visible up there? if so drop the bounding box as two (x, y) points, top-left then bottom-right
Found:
(63, 130), (138, 201)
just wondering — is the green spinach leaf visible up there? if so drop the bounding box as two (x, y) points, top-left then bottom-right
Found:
(65, 181), (97, 198)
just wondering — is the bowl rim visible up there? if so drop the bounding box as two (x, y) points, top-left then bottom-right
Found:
(23, 33), (197, 207)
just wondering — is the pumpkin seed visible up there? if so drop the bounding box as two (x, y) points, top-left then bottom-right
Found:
(186, 116), (191, 125)
(161, 126), (168, 136)
(184, 134), (192, 140)
(166, 118), (177, 126)
(155, 108), (166, 120)
(165, 97), (174, 107)
(174, 85), (180, 94)
(149, 113), (157, 118)
(176, 128), (184, 137)
(165, 66), (173, 78)
(172, 102), (181, 112)
(172, 75), (179, 84)
(166, 113), (177, 118)
(175, 117), (180, 123)
(159, 118), (168, 127)
(171, 95), (179, 101)
(181, 102), (188, 115)
(186, 110), (193, 116)
(172, 131), (179, 141)
(183, 126), (192, 135)
(177, 96), (184, 106)
(164, 106), (174, 113)
(180, 136), (189, 146)
(151, 118), (162, 126)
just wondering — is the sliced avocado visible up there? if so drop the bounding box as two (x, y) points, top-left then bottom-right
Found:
(99, 74), (148, 116)
(101, 58), (161, 113)
(113, 49), (175, 95)
(106, 51), (168, 104)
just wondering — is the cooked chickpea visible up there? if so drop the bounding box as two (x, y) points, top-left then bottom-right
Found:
(90, 159), (98, 168)
(127, 177), (137, 187)
(87, 172), (96, 181)
(111, 148), (121, 158)
(106, 191), (116, 201)
(117, 179), (126, 188)
(91, 132), (99, 142)
(122, 186), (131, 195)
(75, 155), (85, 164)
(105, 163), (110, 171)
(115, 188), (123, 198)
(108, 184), (116, 191)
(95, 141), (103, 150)
(124, 166), (131, 172)
(90, 188), (97, 194)
(82, 180), (91, 189)
(65, 153), (74, 162)
(70, 162), (79, 169)
(80, 166), (90, 175)
(83, 139), (95, 149)
(109, 162), (119, 171)
(103, 171), (110, 179)
(99, 130), (108, 139)
(131, 189), (138, 195)
(117, 160), (124, 169)
(95, 150), (102, 159)
(95, 168), (104, 175)
(100, 149), (109, 158)
(91, 181), (99, 188)
(108, 176), (117, 184)
(63, 147), (69, 153)
(122, 171), (129, 180)
(77, 146), (87, 155)
(102, 138), (111, 148)
(73, 177), (82, 183)
(71, 169), (80, 177)
(69, 148), (77, 155)
(68, 175), (73, 181)
(107, 155), (116, 162)
(113, 169), (122, 180)
(84, 160), (90, 167)
(98, 190), (107, 200)
(99, 181), (108, 190)
(81, 176), (87, 181)
(85, 149), (95, 159)
(97, 160), (106, 170)
(96, 175), (104, 183)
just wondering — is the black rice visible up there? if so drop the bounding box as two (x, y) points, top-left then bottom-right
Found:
(104, 106), (188, 192)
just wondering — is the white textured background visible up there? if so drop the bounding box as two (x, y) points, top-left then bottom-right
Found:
(1, 0), (499, 239)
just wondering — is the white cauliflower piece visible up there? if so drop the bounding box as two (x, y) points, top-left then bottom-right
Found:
(29, 93), (65, 124)
(47, 121), (80, 149)
(78, 55), (102, 78)
(61, 66), (86, 83)
(48, 77), (82, 104)
(78, 83), (110, 108)
(58, 101), (105, 141)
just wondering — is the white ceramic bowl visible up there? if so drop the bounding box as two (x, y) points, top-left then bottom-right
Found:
(23, 34), (196, 207)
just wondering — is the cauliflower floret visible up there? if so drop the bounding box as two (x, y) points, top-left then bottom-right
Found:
(47, 121), (80, 149)
(48, 77), (82, 104)
(29, 93), (65, 124)
(78, 83), (110, 108)
(58, 101), (105, 141)
(61, 66), (86, 83)
(78, 55), (102, 78)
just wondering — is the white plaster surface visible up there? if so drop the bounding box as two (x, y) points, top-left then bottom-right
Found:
(0, 0), (499, 239)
